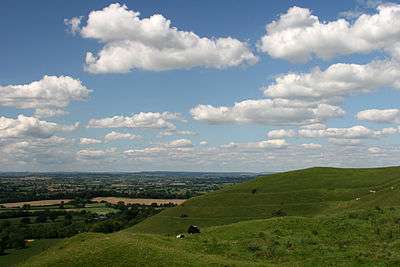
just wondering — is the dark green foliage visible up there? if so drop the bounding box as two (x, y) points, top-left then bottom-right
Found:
(35, 213), (47, 223)
(20, 217), (31, 224)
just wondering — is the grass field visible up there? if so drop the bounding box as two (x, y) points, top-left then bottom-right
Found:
(19, 208), (400, 266)
(10, 167), (400, 266)
(91, 197), (186, 205)
(131, 167), (400, 234)
(0, 239), (60, 267)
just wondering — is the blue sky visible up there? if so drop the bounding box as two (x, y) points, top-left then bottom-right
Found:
(1, 0), (400, 172)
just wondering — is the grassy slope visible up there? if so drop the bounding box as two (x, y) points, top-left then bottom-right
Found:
(21, 208), (400, 266)
(18, 167), (400, 266)
(131, 167), (400, 234)
(0, 239), (59, 267)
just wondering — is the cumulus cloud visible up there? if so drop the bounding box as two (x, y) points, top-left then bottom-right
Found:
(264, 60), (400, 100)
(221, 139), (288, 150)
(80, 138), (101, 145)
(258, 4), (400, 62)
(88, 112), (182, 129)
(64, 16), (82, 35)
(166, 138), (193, 148)
(68, 3), (257, 73)
(301, 143), (322, 149)
(0, 115), (78, 139)
(191, 99), (344, 125)
(328, 138), (362, 146)
(357, 108), (400, 123)
(300, 123), (327, 130)
(158, 129), (196, 137)
(77, 148), (117, 160)
(104, 131), (140, 141)
(0, 76), (90, 118)
(1, 136), (75, 165)
(299, 125), (382, 139)
(267, 129), (297, 139)
(192, 59), (400, 127)
(368, 146), (385, 154)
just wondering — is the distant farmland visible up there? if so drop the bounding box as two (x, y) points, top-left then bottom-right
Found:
(0, 199), (72, 208)
(92, 197), (186, 205)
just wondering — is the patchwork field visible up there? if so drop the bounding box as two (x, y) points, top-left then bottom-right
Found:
(0, 199), (72, 208)
(92, 197), (186, 205)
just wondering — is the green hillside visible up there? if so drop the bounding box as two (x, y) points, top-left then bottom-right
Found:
(17, 167), (400, 266)
(20, 208), (400, 266)
(131, 167), (400, 234)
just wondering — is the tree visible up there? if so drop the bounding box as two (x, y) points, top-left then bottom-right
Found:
(0, 231), (8, 255)
(49, 213), (58, 222)
(20, 217), (31, 224)
(64, 213), (73, 225)
(35, 213), (48, 223)
(9, 232), (26, 249)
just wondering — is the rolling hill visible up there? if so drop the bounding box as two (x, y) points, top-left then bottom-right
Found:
(131, 167), (400, 234)
(17, 167), (400, 266)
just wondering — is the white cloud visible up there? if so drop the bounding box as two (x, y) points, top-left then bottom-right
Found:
(1, 136), (75, 165)
(221, 139), (288, 150)
(34, 109), (69, 118)
(328, 138), (362, 146)
(80, 138), (102, 145)
(166, 139), (193, 148)
(64, 16), (82, 35)
(299, 125), (379, 139)
(69, 3), (257, 73)
(258, 4), (400, 62)
(0, 115), (78, 139)
(191, 99), (344, 125)
(77, 148), (117, 160)
(267, 129), (297, 139)
(357, 108), (400, 123)
(300, 123), (327, 130)
(104, 131), (140, 142)
(264, 60), (400, 100)
(301, 143), (322, 149)
(199, 141), (208, 146)
(368, 146), (385, 154)
(0, 76), (91, 117)
(88, 112), (182, 129)
(158, 129), (196, 137)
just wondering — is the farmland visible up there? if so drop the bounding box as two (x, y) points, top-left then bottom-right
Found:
(0, 171), (252, 266)
(92, 197), (186, 205)
(0, 172), (255, 204)
(1, 200), (72, 208)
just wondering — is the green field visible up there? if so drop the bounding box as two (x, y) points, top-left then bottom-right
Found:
(65, 203), (119, 215)
(9, 167), (400, 266)
(0, 239), (59, 267)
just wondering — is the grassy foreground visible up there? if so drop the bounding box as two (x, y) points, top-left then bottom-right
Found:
(0, 239), (59, 267)
(14, 167), (400, 266)
(20, 208), (400, 266)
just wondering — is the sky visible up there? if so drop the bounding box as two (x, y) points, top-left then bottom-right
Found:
(1, 0), (400, 172)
